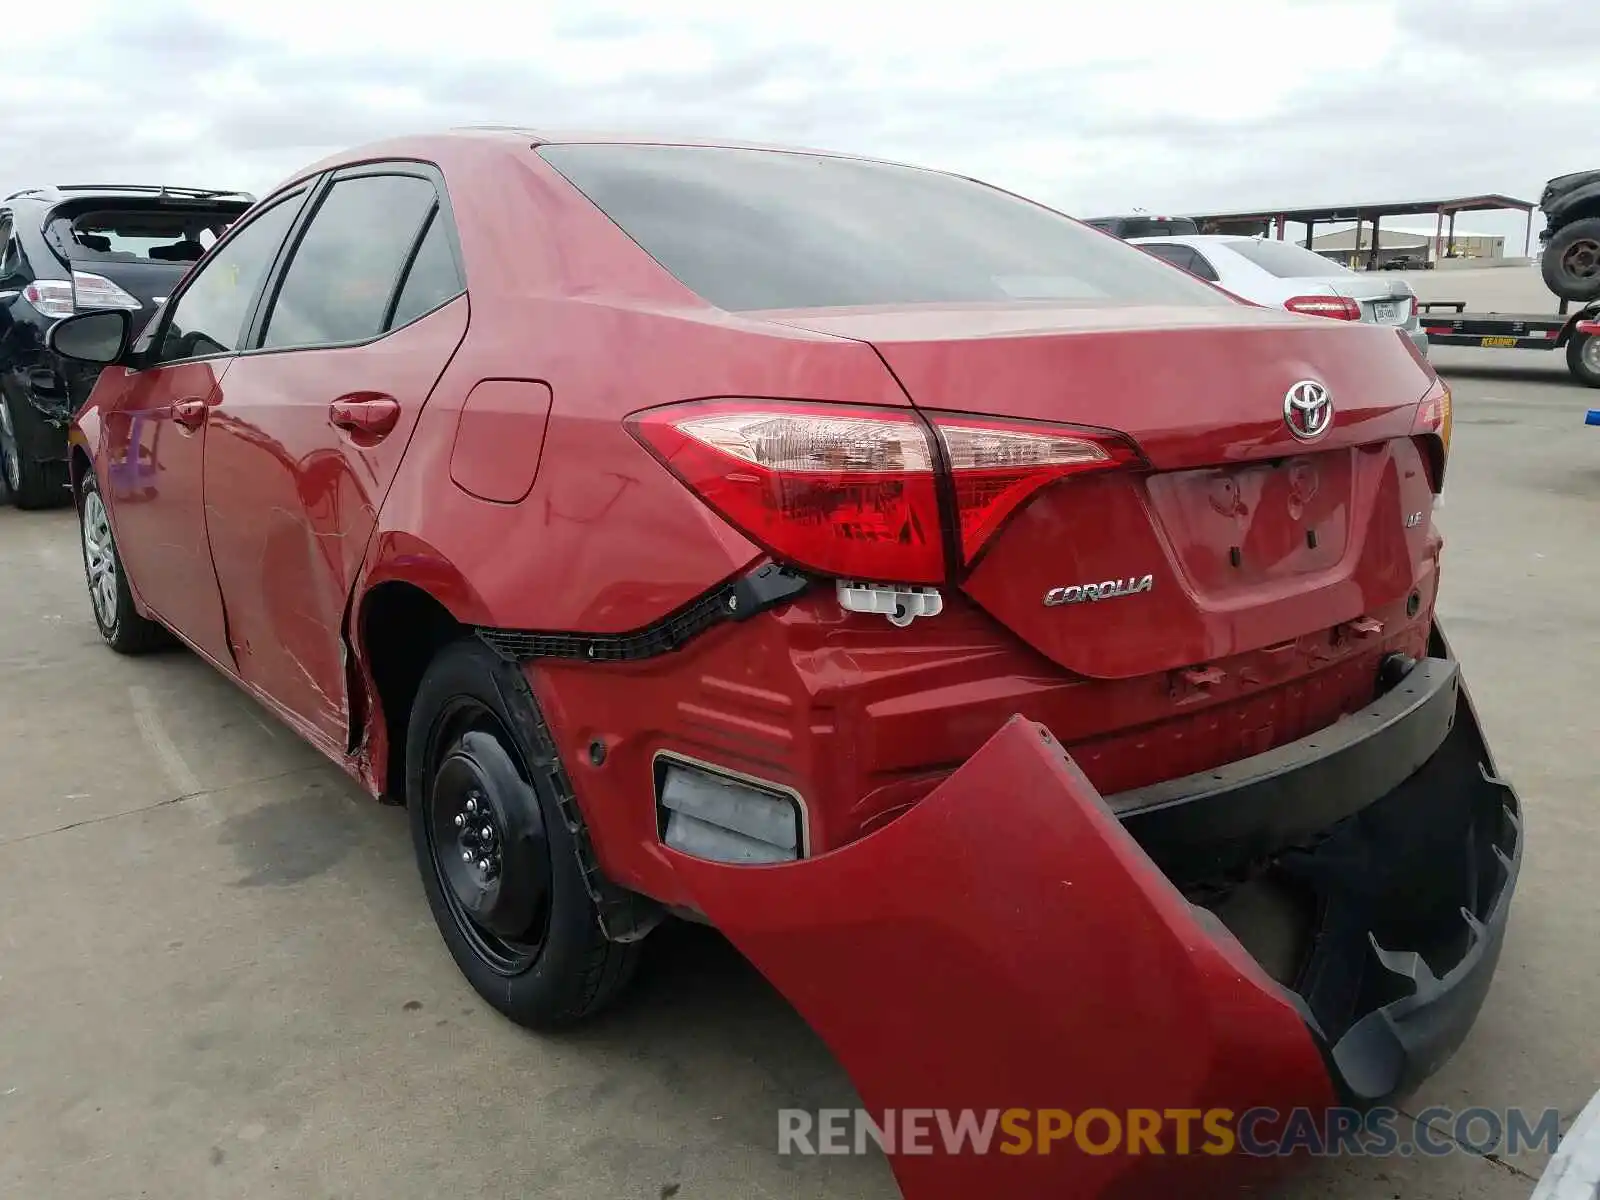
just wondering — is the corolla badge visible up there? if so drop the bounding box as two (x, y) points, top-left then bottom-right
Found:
(1043, 575), (1155, 606)
(1283, 379), (1334, 441)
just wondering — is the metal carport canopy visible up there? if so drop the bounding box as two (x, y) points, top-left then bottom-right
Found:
(1182, 193), (1538, 258)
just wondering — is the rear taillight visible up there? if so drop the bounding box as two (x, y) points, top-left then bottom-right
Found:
(22, 272), (142, 319)
(931, 416), (1141, 563)
(1408, 295), (1419, 318)
(630, 403), (945, 582)
(71, 271), (143, 312)
(21, 280), (76, 319)
(1411, 377), (1453, 492)
(1284, 295), (1361, 320)
(628, 401), (1141, 583)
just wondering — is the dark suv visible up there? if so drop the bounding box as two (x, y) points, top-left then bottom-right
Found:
(0, 185), (253, 507)
(1538, 169), (1600, 303)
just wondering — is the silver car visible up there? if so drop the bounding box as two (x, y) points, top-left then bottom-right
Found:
(1129, 234), (1430, 357)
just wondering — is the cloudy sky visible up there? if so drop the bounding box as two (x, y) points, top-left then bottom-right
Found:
(3, 0), (1593, 243)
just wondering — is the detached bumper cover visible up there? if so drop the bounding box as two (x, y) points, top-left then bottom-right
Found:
(663, 623), (1521, 1199)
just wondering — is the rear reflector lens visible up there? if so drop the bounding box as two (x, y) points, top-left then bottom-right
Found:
(1284, 295), (1362, 320)
(629, 403), (945, 582)
(932, 417), (1140, 563)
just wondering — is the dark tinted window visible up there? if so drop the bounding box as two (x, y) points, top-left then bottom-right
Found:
(1141, 242), (1221, 283)
(1140, 243), (1195, 270)
(1117, 217), (1200, 239)
(261, 174), (436, 349)
(1224, 237), (1352, 279)
(0, 214), (16, 277)
(156, 192), (304, 362)
(388, 210), (463, 329)
(1188, 250), (1220, 282)
(540, 144), (1232, 312)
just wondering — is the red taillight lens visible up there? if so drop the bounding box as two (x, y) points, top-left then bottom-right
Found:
(929, 415), (1142, 563)
(1408, 295), (1419, 318)
(628, 402), (945, 582)
(1411, 377), (1453, 492)
(1284, 295), (1362, 320)
(629, 401), (1143, 582)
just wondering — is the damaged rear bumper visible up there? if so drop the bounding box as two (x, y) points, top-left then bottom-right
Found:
(662, 620), (1521, 1199)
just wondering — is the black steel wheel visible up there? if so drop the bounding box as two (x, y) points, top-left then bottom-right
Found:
(1542, 217), (1600, 303)
(423, 709), (553, 974)
(405, 638), (641, 1028)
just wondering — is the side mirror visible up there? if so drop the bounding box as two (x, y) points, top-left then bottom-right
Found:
(47, 309), (132, 366)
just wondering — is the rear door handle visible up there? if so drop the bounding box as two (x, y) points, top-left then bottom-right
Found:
(171, 398), (208, 431)
(329, 394), (401, 439)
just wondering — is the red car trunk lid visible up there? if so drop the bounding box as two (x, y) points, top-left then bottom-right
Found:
(763, 303), (1440, 678)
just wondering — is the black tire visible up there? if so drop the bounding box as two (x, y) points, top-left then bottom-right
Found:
(1541, 217), (1600, 303)
(1568, 329), (1600, 389)
(77, 471), (172, 653)
(0, 389), (70, 510)
(406, 638), (640, 1028)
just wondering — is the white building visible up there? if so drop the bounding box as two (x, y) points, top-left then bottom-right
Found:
(1309, 223), (1505, 268)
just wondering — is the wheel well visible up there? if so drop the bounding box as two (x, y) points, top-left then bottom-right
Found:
(360, 581), (464, 803)
(68, 446), (91, 503)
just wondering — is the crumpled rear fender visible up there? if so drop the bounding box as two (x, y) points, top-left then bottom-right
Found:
(665, 716), (1335, 1200)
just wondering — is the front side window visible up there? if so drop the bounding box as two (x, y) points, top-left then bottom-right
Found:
(539, 144), (1234, 312)
(260, 174), (437, 350)
(154, 193), (305, 363)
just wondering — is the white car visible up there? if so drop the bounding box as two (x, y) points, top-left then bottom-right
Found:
(1128, 234), (1430, 357)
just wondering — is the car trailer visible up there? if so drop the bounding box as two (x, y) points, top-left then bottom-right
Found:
(1420, 297), (1600, 390)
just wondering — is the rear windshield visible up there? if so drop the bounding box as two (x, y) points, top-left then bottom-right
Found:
(1108, 217), (1201, 239)
(46, 203), (248, 266)
(539, 144), (1233, 312)
(1223, 237), (1352, 278)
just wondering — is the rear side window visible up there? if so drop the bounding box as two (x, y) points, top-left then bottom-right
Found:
(1224, 238), (1352, 278)
(0, 213), (15, 277)
(46, 205), (244, 265)
(155, 193), (305, 363)
(1140, 243), (1196, 271)
(387, 210), (463, 329)
(260, 174), (438, 349)
(1141, 242), (1221, 283)
(540, 144), (1233, 312)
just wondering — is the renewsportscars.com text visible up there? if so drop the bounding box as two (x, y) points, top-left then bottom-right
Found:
(778, 1106), (1563, 1158)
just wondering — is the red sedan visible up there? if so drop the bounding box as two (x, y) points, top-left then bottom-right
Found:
(52, 130), (1519, 1199)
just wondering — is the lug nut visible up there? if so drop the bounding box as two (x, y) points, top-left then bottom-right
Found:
(480, 825), (493, 840)
(477, 859), (491, 873)
(454, 814), (465, 828)
(465, 798), (478, 814)
(461, 850), (473, 863)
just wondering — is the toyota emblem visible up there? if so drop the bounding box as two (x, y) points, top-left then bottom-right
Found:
(1283, 380), (1333, 441)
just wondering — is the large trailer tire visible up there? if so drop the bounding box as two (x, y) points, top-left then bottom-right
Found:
(1568, 329), (1600, 389)
(1542, 217), (1600, 303)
